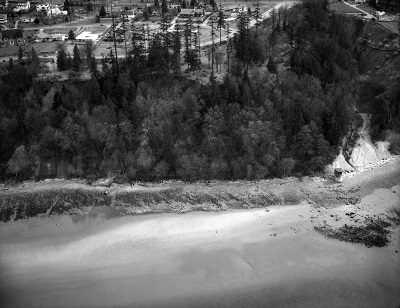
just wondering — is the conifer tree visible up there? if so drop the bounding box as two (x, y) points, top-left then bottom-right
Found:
(57, 48), (68, 71)
(322, 0), (329, 12)
(72, 44), (81, 71)
(226, 26), (231, 72)
(234, 12), (250, 67)
(68, 29), (76, 40)
(184, 17), (193, 70)
(18, 46), (23, 61)
(254, 0), (261, 35)
(217, 7), (224, 44)
(267, 56), (277, 75)
(30, 47), (39, 67)
(211, 19), (216, 75)
(99, 5), (106, 17)
(89, 53), (99, 79)
(172, 25), (182, 74)
(191, 27), (201, 73)
(64, 0), (71, 13)
(162, 0), (168, 14)
(160, 13), (171, 71)
(131, 22), (144, 59)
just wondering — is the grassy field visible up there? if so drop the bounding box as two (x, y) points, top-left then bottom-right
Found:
(378, 21), (400, 35)
(330, 1), (364, 14)
(0, 46), (18, 57)
(31, 42), (59, 54)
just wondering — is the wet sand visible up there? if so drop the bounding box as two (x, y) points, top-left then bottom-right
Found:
(1, 198), (399, 308)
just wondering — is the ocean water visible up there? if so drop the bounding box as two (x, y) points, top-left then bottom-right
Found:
(0, 209), (399, 308)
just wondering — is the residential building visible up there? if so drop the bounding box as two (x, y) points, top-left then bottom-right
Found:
(20, 17), (35, 23)
(51, 33), (67, 41)
(169, 3), (181, 10)
(0, 28), (24, 45)
(178, 8), (204, 18)
(13, 1), (30, 12)
(75, 31), (99, 42)
(179, 8), (194, 18)
(193, 8), (203, 17)
(0, 13), (7, 23)
(36, 3), (50, 11)
(0, 0), (8, 10)
(121, 10), (135, 20)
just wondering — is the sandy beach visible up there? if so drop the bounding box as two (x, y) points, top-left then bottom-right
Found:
(0, 157), (400, 307)
(0, 194), (399, 306)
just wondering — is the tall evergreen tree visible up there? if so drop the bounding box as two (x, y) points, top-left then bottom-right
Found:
(30, 47), (39, 66)
(18, 46), (23, 61)
(64, 0), (71, 14)
(162, 0), (168, 14)
(172, 25), (182, 74)
(226, 26), (231, 72)
(8, 58), (13, 70)
(267, 56), (277, 75)
(89, 53), (99, 79)
(57, 48), (68, 71)
(217, 8), (224, 44)
(68, 29), (76, 40)
(191, 27), (201, 73)
(184, 17), (193, 70)
(99, 5), (106, 17)
(211, 19), (216, 75)
(254, 0), (261, 34)
(234, 12), (250, 67)
(72, 44), (81, 71)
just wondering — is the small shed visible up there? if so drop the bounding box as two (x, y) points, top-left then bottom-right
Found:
(334, 168), (344, 183)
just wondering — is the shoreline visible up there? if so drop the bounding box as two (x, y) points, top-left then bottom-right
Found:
(0, 157), (399, 307)
(1, 156), (399, 248)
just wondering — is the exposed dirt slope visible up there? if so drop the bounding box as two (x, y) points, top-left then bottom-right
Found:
(348, 113), (392, 169)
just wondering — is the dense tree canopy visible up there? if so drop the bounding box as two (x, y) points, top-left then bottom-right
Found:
(1, 0), (397, 181)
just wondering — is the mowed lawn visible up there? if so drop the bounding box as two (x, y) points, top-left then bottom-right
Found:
(0, 46), (19, 57)
(31, 42), (59, 54)
(330, 2), (364, 14)
(378, 21), (400, 35)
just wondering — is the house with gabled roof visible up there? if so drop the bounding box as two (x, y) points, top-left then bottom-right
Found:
(0, 28), (24, 45)
(13, 1), (30, 13)
(179, 8), (194, 18)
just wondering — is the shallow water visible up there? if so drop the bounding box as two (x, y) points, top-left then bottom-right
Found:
(0, 208), (399, 308)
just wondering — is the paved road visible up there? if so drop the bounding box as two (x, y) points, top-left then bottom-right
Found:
(343, 1), (374, 19)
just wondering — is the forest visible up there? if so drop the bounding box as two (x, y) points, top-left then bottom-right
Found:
(1, 0), (399, 182)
